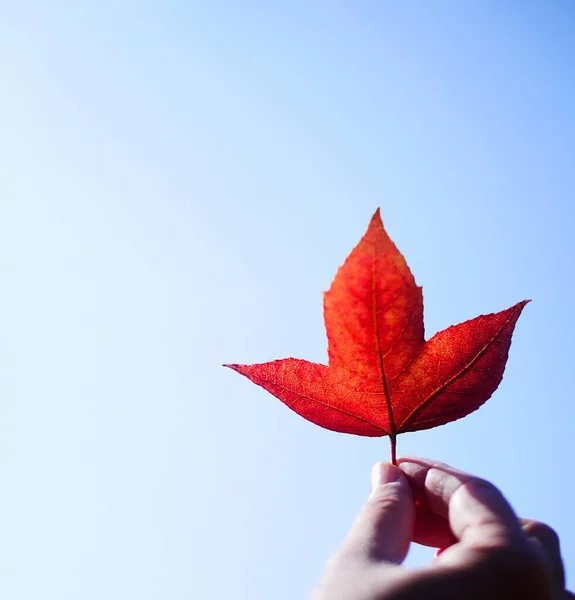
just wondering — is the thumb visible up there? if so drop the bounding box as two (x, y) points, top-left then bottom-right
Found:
(342, 462), (414, 565)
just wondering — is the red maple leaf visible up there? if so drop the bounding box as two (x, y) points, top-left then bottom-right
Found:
(226, 210), (528, 463)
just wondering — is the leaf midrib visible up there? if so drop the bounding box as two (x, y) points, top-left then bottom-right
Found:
(372, 245), (396, 437)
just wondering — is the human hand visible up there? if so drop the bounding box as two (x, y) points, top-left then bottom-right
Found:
(312, 457), (573, 600)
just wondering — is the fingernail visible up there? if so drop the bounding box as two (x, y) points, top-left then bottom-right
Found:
(371, 462), (401, 488)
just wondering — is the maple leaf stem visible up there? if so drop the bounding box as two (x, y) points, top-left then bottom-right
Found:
(390, 434), (397, 466)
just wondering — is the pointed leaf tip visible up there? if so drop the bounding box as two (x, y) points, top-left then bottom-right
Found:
(369, 207), (383, 228)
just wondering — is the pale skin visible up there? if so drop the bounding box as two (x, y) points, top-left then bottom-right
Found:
(312, 457), (573, 600)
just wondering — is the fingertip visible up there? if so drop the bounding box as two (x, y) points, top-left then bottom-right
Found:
(371, 461), (403, 489)
(397, 456), (451, 472)
(396, 459), (430, 496)
(396, 455), (422, 463)
(397, 455), (430, 465)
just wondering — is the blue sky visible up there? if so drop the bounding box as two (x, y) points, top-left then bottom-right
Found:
(1, 2), (574, 598)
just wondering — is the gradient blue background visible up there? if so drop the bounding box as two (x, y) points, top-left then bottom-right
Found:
(2, 2), (574, 598)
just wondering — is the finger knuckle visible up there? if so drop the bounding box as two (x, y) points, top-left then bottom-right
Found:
(523, 520), (561, 549)
(467, 477), (500, 497)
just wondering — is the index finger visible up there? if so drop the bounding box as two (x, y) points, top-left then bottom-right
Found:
(398, 457), (524, 548)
